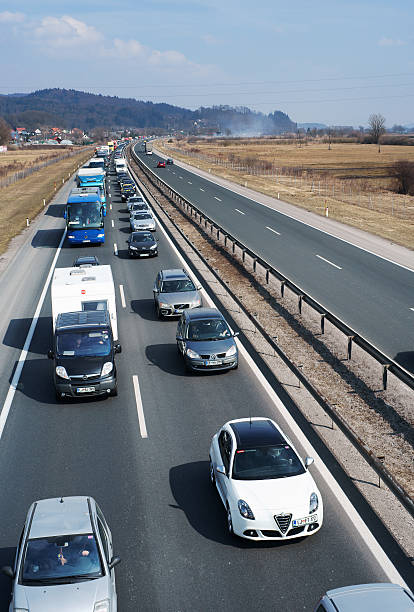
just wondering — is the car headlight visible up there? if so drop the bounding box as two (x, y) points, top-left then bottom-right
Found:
(101, 362), (113, 377)
(97, 233), (104, 237)
(56, 366), (69, 380)
(238, 499), (255, 520)
(309, 492), (318, 514)
(158, 302), (170, 309)
(129, 245), (137, 250)
(186, 348), (200, 359)
(149, 244), (157, 249)
(68, 235), (75, 239)
(94, 600), (110, 612)
(226, 344), (237, 357)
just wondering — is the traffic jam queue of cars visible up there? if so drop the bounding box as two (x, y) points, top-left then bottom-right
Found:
(3, 143), (411, 612)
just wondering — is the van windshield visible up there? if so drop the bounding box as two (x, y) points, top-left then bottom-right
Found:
(67, 202), (103, 229)
(57, 331), (111, 357)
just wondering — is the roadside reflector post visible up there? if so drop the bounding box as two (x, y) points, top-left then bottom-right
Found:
(320, 314), (326, 334)
(26, 218), (29, 226)
(347, 335), (354, 360)
(62, 178), (64, 184)
(43, 199), (46, 207)
(277, 192), (280, 199)
(280, 280), (286, 298)
(382, 364), (390, 391)
(378, 456), (385, 487)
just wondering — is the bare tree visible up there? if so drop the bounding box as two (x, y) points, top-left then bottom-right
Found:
(0, 116), (11, 145)
(368, 113), (386, 152)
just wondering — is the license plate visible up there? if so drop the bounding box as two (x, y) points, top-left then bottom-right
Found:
(206, 360), (220, 366)
(174, 309), (183, 314)
(76, 386), (95, 393)
(292, 515), (318, 527)
(140, 253), (150, 256)
(82, 240), (91, 243)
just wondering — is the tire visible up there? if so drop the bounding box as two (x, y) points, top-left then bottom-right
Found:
(109, 387), (118, 397)
(226, 504), (234, 536)
(156, 305), (163, 320)
(209, 458), (216, 486)
(233, 362), (239, 370)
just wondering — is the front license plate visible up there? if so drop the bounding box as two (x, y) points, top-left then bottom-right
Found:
(82, 240), (91, 243)
(292, 515), (318, 527)
(77, 386), (95, 393)
(206, 360), (220, 366)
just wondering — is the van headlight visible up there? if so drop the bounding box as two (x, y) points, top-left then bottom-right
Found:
(309, 492), (318, 514)
(97, 233), (104, 238)
(94, 600), (110, 612)
(150, 244), (157, 250)
(56, 366), (69, 380)
(226, 344), (237, 357)
(129, 246), (137, 250)
(101, 362), (113, 377)
(186, 348), (200, 359)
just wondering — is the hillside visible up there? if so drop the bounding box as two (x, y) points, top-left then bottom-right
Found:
(0, 89), (296, 134)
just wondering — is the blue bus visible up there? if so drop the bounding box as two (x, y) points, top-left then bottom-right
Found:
(65, 194), (105, 245)
(69, 187), (106, 214)
(76, 167), (105, 191)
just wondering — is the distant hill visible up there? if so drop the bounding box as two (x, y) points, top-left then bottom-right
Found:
(0, 88), (296, 134)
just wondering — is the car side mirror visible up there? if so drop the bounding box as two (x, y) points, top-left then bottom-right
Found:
(216, 465), (226, 475)
(114, 343), (122, 354)
(153, 287), (158, 294)
(108, 556), (121, 570)
(47, 350), (55, 359)
(1, 566), (14, 579)
(305, 457), (314, 469)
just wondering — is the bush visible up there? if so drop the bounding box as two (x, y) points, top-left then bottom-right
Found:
(391, 161), (414, 194)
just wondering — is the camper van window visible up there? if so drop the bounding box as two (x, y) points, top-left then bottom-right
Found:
(82, 300), (108, 312)
(57, 331), (111, 357)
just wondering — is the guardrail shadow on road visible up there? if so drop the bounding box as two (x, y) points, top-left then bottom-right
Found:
(3, 316), (52, 354)
(31, 229), (64, 249)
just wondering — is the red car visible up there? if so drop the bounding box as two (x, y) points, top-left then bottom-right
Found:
(157, 161), (166, 168)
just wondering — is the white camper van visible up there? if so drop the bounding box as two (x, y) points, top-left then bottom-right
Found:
(51, 265), (118, 340)
(115, 159), (128, 174)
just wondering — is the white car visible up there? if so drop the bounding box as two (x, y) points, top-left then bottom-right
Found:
(130, 212), (156, 232)
(209, 417), (323, 540)
(2, 496), (120, 612)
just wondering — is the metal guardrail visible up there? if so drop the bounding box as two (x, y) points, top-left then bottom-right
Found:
(130, 146), (414, 393)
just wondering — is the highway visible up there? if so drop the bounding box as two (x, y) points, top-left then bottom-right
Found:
(133, 144), (414, 375)
(0, 154), (412, 611)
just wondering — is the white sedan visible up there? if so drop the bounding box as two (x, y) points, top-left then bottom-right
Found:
(209, 417), (323, 540)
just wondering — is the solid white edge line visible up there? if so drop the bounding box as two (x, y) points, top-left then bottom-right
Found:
(410, 308), (414, 312)
(214, 196), (222, 201)
(163, 151), (414, 273)
(199, 188), (205, 192)
(316, 254), (342, 270)
(235, 209), (245, 215)
(151, 200), (407, 588)
(114, 243), (118, 255)
(132, 375), (148, 438)
(119, 284), (126, 308)
(0, 227), (67, 440)
(266, 226), (281, 235)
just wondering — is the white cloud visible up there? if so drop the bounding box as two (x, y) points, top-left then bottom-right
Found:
(202, 34), (219, 44)
(34, 15), (103, 48)
(0, 11), (25, 23)
(378, 37), (405, 47)
(105, 38), (146, 59)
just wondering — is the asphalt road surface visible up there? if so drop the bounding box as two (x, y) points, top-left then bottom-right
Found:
(0, 156), (412, 612)
(134, 145), (414, 375)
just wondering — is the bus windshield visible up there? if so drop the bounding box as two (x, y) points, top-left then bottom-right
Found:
(67, 202), (103, 229)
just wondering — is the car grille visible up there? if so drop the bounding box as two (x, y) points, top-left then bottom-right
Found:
(70, 373), (98, 381)
(200, 352), (227, 359)
(261, 530), (281, 537)
(287, 526), (306, 536)
(274, 513), (292, 534)
(174, 304), (189, 310)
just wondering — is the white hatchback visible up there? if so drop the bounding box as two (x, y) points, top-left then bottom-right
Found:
(209, 417), (323, 540)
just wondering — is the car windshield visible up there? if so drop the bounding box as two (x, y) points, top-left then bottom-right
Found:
(134, 213), (152, 220)
(57, 331), (111, 357)
(21, 534), (103, 584)
(232, 445), (305, 480)
(67, 203), (103, 229)
(187, 318), (231, 340)
(161, 279), (195, 293)
(132, 233), (153, 242)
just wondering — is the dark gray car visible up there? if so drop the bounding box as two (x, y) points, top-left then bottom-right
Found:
(176, 308), (239, 372)
(153, 269), (202, 318)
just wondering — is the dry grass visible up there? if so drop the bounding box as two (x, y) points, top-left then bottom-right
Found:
(0, 148), (93, 255)
(158, 139), (414, 250)
(0, 149), (65, 179)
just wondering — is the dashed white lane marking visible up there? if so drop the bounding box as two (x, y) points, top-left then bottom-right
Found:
(172, 171), (176, 174)
(179, 176), (183, 179)
(188, 181), (192, 184)
(110, 203), (112, 210)
(235, 209), (245, 215)
(111, 219), (114, 228)
(410, 308), (414, 312)
(214, 196), (222, 201)
(132, 375), (148, 438)
(266, 226), (281, 235)
(316, 254), (342, 270)
(119, 284), (126, 308)
(199, 188), (205, 192)
(114, 243), (118, 256)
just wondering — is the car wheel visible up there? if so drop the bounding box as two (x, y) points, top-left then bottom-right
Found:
(233, 362), (239, 370)
(209, 458), (216, 486)
(156, 305), (163, 320)
(109, 386), (118, 397)
(226, 504), (234, 536)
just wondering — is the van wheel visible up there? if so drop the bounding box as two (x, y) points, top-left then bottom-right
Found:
(109, 387), (118, 397)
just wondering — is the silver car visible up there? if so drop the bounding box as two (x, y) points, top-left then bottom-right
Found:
(314, 583), (414, 611)
(2, 496), (120, 612)
(127, 195), (148, 211)
(129, 202), (151, 217)
(130, 211), (156, 232)
(153, 268), (202, 318)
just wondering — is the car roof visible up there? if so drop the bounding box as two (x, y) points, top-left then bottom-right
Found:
(324, 584), (414, 611)
(160, 268), (189, 280)
(229, 418), (286, 448)
(29, 496), (94, 539)
(131, 231), (153, 238)
(184, 307), (222, 321)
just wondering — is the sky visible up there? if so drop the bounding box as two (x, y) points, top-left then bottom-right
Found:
(0, 0), (413, 127)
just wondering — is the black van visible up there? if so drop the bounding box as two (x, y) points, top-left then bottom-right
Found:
(48, 310), (121, 401)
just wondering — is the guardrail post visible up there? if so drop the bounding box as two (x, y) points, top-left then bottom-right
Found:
(224, 235), (227, 247)
(280, 280), (286, 297)
(242, 249), (246, 262)
(320, 314), (325, 334)
(210, 224), (214, 235)
(382, 364), (390, 390)
(253, 258), (257, 272)
(298, 294), (303, 314)
(232, 241), (236, 254)
(217, 228), (220, 240)
(265, 269), (270, 284)
(347, 336), (354, 360)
